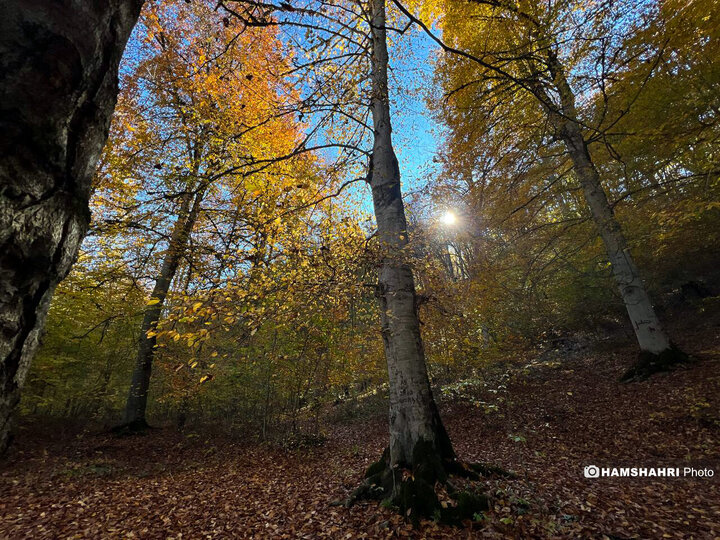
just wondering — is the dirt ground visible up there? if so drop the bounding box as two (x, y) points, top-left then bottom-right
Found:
(1, 321), (719, 539)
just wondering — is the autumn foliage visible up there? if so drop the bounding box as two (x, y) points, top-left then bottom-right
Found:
(3, 0), (719, 536)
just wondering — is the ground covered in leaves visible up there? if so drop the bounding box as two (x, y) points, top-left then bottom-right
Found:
(2, 324), (719, 538)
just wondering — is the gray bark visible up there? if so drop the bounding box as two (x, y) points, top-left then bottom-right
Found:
(546, 51), (673, 356)
(368, 0), (454, 467)
(124, 187), (205, 426)
(0, 0), (144, 453)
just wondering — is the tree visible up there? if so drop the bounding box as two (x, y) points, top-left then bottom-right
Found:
(111, 1), (326, 428)
(0, 0), (145, 454)
(401, 0), (688, 378)
(329, 0), (506, 522)
(590, 0), (720, 289)
(367, 0), (455, 474)
(124, 186), (206, 428)
(217, 0), (498, 518)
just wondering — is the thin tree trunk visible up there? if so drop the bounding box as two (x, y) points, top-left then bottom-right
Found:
(0, 0), (144, 454)
(544, 51), (684, 376)
(562, 125), (671, 354)
(368, 0), (454, 469)
(123, 187), (205, 426)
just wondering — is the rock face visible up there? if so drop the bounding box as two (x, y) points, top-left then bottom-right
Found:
(0, 0), (144, 454)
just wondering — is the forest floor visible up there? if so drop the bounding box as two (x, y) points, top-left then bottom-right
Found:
(1, 315), (719, 539)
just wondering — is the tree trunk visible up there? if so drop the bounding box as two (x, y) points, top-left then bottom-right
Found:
(123, 187), (205, 427)
(368, 0), (454, 470)
(546, 51), (685, 378)
(562, 126), (671, 354)
(341, 3), (511, 520)
(0, 0), (144, 454)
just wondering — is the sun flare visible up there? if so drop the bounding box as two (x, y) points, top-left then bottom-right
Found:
(440, 210), (457, 226)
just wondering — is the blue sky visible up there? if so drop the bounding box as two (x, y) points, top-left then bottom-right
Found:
(330, 23), (446, 221)
(389, 27), (443, 196)
(118, 3), (446, 224)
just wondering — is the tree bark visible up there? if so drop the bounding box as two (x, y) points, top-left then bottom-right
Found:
(0, 0), (144, 454)
(368, 0), (454, 469)
(545, 51), (681, 366)
(562, 126), (671, 354)
(124, 187), (205, 427)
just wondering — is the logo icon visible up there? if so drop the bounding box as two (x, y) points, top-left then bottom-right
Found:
(584, 465), (600, 478)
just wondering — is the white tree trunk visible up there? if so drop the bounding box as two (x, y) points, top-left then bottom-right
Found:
(0, 0), (144, 454)
(368, 0), (454, 467)
(563, 127), (671, 354)
(546, 51), (673, 357)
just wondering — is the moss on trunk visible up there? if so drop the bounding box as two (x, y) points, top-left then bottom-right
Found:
(348, 440), (512, 526)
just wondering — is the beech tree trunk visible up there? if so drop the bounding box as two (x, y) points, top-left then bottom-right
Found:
(124, 187), (205, 427)
(0, 0), (144, 454)
(546, 51), (677, 361)
(562, 127), (672, 354)
(368, 0), (454, 468)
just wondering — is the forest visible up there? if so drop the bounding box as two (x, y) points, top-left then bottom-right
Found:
(0, 0), (718, 537)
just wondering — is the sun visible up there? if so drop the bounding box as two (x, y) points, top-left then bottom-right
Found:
(440, 210), (457, 226)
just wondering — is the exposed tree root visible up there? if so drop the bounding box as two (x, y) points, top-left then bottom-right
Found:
(620, 343), (691, 382)
(445, 460), (517, 480)
(343, 442), (515, 526)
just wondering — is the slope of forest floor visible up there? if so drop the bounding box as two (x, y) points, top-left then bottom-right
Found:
(1, 315), (719, 539)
